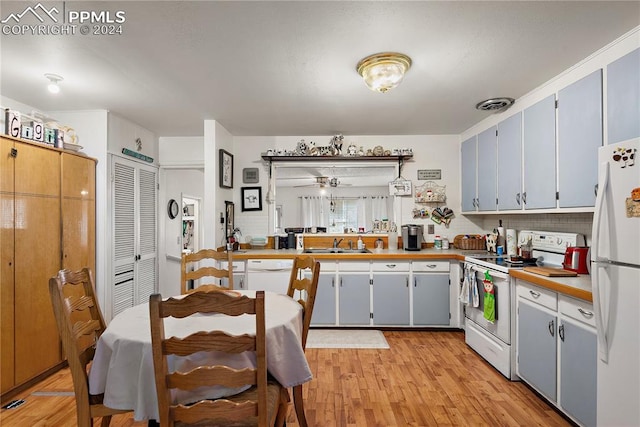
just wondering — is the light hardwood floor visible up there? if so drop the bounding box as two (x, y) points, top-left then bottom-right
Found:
(1, 330), (572, 426)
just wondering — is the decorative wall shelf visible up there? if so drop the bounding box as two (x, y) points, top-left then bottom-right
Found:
(415, 181), (446, 203)
(261, 154), (413, 162)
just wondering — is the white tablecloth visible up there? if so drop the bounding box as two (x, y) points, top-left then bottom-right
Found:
(88, 291), (312, 421)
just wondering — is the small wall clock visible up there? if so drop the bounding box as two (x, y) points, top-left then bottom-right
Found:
(167, 199), (179, 219)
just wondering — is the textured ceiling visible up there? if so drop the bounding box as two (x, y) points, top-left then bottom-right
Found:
(1, 1), (639, 137)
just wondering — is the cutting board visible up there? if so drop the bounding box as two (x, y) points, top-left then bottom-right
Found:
(523, 266), (578, 277)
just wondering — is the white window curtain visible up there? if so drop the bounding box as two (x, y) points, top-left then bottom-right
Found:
(357, 198), (366, 230)
(367, 196), (392, 225)
(299, 196), (326, 228)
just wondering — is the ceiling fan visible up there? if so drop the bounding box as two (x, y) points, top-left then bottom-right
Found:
(293, 176), (351, 188)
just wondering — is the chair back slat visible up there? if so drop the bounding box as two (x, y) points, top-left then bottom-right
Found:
(163, 331), (256, 355)
(181, 249), (234, 293)
(168, 366), (257, 390)
(173, 399), (258, 423)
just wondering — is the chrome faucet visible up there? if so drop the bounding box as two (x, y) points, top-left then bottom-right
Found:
(348, 240), (353, 250)
(333, 238), (343, 248)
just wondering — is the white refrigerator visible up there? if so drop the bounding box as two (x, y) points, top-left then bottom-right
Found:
(591, 137), (640, 426)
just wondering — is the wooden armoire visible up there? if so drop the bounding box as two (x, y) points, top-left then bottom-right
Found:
(0, 135), (96, 403)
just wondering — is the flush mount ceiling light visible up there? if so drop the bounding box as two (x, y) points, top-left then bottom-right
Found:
(45, 73), (63, 94)
(475, 97), (515, 113)
(356, 52), (412, 93)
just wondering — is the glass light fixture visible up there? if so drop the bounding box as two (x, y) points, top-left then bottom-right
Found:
(356, 52), (412, 93)
(45, 73), (63, 94)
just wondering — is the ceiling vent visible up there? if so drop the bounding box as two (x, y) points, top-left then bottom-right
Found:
(475, 97), (515, 113)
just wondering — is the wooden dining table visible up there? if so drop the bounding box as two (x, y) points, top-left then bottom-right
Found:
(88, 290), (313, 422)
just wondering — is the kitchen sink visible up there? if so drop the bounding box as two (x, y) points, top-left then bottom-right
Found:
(304, 248), (371, 254)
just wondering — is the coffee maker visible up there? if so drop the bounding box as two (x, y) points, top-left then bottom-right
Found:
(401, 224), (424, 251)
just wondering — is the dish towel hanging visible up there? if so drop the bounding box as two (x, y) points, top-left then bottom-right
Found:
(483, 270), (496, 323)
(471, 268), (480, 308)
(458, 264), (471, 304)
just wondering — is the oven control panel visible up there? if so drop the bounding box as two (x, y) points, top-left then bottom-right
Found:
(530, 231), (586, 253)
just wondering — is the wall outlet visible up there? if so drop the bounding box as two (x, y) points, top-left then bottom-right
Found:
(427, 224), (435, 234)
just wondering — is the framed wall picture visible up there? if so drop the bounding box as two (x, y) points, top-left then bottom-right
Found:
(219, 149), (233, 188)
(225, 201), (234, 240)
(242, 167), (259, 183)
(241, 186), (262, 211)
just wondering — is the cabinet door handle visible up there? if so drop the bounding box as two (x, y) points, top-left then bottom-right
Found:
(339, 277), (343, 287)
(385, 264), (397, 269)
(239, 278), (244, 289)
(331, 277), (335, 287)
(516, 193), (521, 205)
(529, 290), (541, 298)
(414, 278), (417, 287)
(522, 192), (527, 204)
(424, 264), (437, 269)
(559, 324), (565, 342)
(548, 320), (555, 337)
(406, 277), (409, 287)
(594, 184), (598, 196)
(578, 308), (594, 318)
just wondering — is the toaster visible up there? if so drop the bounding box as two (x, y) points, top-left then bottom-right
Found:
(562, 246), (590, 274)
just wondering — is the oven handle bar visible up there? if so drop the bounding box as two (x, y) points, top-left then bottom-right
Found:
(465, 263), (510, 280)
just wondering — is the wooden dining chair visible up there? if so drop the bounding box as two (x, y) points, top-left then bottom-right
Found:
(149, 290), (289, 427)
(286, 256), (321, 349)
(48, 268), (133, 427)
(181, 248), (234, 294)
(286, 256), (320, 427)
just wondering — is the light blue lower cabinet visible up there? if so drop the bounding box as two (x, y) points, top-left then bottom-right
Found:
(517, 301), (558, 401)
(372, 274), (410, 326)
(310, 273), (336, 325)
(338, 273), (371, 325)
(413, 273), (450, 325)
(560, 319), (597, 427)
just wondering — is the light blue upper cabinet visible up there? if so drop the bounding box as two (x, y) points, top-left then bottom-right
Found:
(497, 113), (522, 210)
(523, 95), (557, 209)
(557, 69), (602, 208)
(607, 48), (640, 144)
(477, 126), (498, 211)
(461, 136), (477, 212)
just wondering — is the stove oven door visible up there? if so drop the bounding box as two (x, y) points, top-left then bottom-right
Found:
(464, 265), (512, 344)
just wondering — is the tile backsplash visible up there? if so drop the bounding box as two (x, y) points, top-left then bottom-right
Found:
(482, 213), (594, 244)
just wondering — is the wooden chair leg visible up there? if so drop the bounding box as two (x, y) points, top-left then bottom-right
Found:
(100, 415), (112, 427)
(293, 384), (308, 427)
(275, 389), (289, 427)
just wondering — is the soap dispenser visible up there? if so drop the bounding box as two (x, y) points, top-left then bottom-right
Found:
(357, 236), (364, 250)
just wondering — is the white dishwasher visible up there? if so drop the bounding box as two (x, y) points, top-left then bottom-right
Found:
(246, 259), (294, 294)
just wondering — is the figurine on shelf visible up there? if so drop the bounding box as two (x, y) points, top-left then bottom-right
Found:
(346, 144), (358, 156)
(295, 139), (309, 155)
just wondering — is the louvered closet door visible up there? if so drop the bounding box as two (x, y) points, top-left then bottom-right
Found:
(112, 156), (157, 316)
(113, 159), (136, 315)
(136, 167), (157, 304)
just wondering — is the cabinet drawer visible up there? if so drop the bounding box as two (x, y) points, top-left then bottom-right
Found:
(412, 260), (449, 272)
(559, 295), (596, 328)
(517, 281), (557, 310)
(371, 262), (409, 272)
(338, 261), (370, 272)
(319, 260), (337, 272)
(222, 261), (245, 272)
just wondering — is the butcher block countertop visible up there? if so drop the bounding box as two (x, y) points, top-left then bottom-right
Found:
(509, 269), (593, 302)
(229, 248), (593, 301)
(231, 248), (464, 261)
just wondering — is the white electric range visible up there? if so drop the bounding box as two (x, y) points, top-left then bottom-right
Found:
(462, 230), (586, 380)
